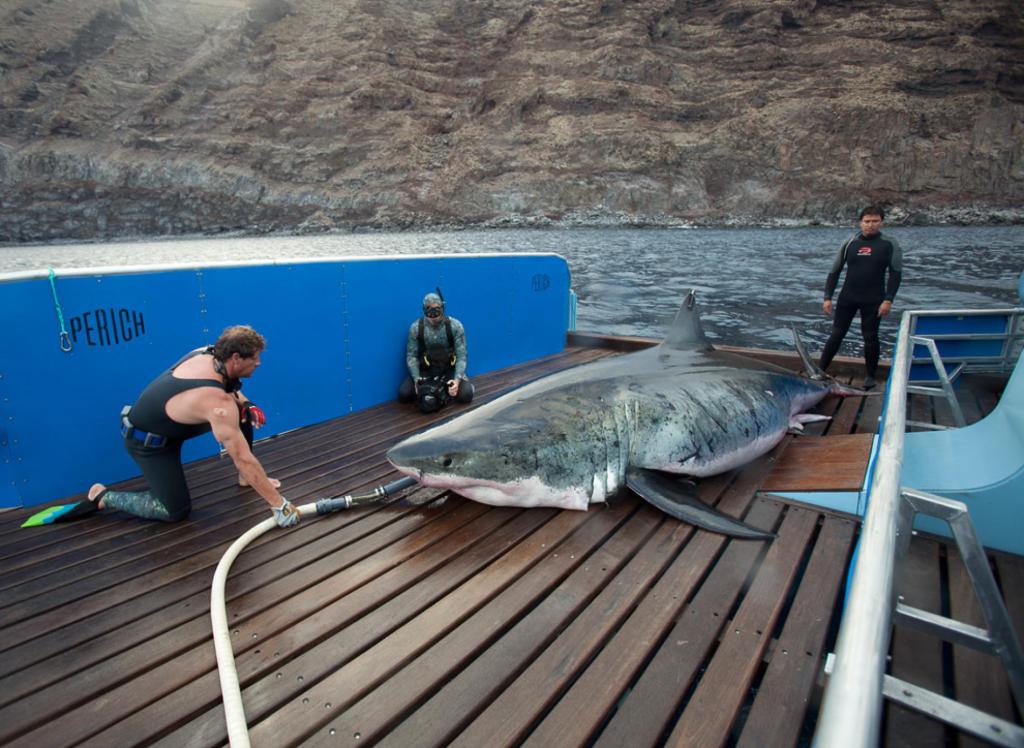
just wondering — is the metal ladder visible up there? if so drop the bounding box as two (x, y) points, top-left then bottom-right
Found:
(886, 488), (1024, 746)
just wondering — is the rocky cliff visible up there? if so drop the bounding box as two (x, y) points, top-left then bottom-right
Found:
(1, 0), (1022, 242)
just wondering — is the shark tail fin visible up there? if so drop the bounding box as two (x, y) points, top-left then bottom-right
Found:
(790, 325), (876, 396)
(662, 290), (713, 352)
(625, 468), (774, 541)
(792, 325), (827, 379)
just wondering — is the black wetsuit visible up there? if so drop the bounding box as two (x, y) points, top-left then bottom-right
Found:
(102, 348), (253, 522)
(819, 232), (903, 377)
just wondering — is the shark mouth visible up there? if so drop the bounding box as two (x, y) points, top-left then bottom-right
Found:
(394, 465), (590, 511)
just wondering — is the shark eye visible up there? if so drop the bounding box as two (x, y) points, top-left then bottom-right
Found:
(442, 455), (453, 468)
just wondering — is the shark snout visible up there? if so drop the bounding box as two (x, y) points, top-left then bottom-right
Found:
(387, 436), (457, 475)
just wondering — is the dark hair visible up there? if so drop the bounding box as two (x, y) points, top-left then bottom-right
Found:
(213, 325), (266, 360)
(859, 204), (885, 220)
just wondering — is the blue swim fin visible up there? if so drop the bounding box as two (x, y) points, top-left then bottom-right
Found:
(21, 500), (99, 527)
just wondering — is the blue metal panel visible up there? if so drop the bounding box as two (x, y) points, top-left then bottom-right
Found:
(194, 263), (349, 441)
(909, 313), (1011, 382)
(0, 270), (208, 506)
(0, 254), (570, 508)
(908, 362), (963, 385)
(913, 314), (1010, 336)
(911, 314), (1009, 361)
(901, 354), (1024, 555)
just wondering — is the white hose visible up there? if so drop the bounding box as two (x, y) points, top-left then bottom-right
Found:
(210, 502), (318, 748)
(211, 477), (415, 747)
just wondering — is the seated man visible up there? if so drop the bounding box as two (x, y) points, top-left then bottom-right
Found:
(398, 291), (475, 413)
(67, 325), (298, 528)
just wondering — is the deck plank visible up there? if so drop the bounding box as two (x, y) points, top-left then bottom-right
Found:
(335, 505), (666, 747)
(995, 552), (1024, 645)
(511, 464), (773, 747)
(432, 515), (692, 748)
(102, 507), (556, 747)
(0, 498), (439, 705)
(948, 546), (1017, 747)
(588, 499), (783, 748)
(761, 433), (874, 492)
(3, 340), (1016, 748)
(884, 537), (947, 746)
(664, 503), (821, 747)
(247, 502), (635, 745)
(4, 500), (493, 746)
(826, 393), (863, 435)
(854, 386), (885, 434)
(736, 514), (857, 748)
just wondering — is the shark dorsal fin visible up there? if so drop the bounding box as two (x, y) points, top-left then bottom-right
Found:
(661, 290), (713, 351)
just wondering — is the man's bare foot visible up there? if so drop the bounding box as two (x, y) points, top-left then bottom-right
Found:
(239, 476), (281, 488)
(88, 483), (107, 509)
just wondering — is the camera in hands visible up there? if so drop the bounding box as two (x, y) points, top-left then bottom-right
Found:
(417, 376), (451, 413)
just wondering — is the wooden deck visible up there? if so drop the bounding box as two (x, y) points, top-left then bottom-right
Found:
(0, 342), (1018, 746)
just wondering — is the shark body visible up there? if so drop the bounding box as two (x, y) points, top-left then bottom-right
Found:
(387, 291), (860, 539)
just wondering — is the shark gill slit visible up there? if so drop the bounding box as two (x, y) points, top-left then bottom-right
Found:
(686, 388), (730, 435)
(603, 405), (623, 499)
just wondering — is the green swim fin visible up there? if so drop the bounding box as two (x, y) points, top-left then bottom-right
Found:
(21, 500), (99, 527)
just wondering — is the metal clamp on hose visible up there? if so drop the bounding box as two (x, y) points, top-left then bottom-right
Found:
(314, 476), (418, 515)
(315, 495), (353, 514)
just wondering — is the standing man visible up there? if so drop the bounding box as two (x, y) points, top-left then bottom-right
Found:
(398, 290), (475, 413)
(818, 204), (903, 389)
(69, 325), (298, 527)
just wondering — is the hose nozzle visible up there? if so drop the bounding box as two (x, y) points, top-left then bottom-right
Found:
(314, 475), (418, 515)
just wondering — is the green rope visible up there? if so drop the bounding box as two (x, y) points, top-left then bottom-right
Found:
(48, 267), (72, 352)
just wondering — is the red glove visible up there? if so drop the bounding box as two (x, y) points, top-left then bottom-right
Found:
(242, 402), (267, 428)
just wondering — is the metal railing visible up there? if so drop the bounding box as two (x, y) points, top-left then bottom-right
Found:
(814, 308), (1024, 747)
(905, 308), (1023, 430)
(909, 308), (1024, 375)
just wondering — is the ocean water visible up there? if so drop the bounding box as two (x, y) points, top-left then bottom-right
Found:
(2, 226), (1022, 357)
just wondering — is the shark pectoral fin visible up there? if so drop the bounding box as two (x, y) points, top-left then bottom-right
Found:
(625, 468), (774, 541)
(793, 414), (831, 424)
(788, 413), (832, 434)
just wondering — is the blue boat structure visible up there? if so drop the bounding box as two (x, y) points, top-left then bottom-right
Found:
(0, 255), (1021, 746)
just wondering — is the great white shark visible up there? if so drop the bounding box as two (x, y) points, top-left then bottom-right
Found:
(387, 291), (865, 540)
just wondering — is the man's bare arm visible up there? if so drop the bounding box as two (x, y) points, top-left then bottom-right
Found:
(208, 396), (284, 509)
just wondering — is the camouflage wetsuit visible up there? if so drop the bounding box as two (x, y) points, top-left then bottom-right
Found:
(100, 348), (256, 521)
(819, 231), (903, 377)
(398, 315), (474, 405)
